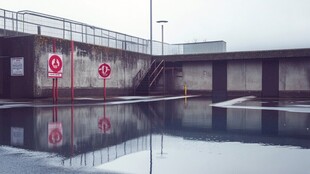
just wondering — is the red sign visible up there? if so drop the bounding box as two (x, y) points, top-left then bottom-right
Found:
(98, 117), (111, 133)
(48, 54), (63, 78)
(48, 122), (63, 147)
(98, 63), (111, 79)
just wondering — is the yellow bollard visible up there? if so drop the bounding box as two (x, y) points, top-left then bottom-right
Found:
(184, 82), (187, 96)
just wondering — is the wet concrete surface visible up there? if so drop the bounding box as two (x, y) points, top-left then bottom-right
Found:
(1, 95), (310, 173)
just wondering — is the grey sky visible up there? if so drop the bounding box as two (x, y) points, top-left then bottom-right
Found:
(1, 0), (309, 51)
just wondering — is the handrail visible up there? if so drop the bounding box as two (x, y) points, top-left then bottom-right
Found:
(149, 59), (164, 79)
(1, 8), (224, 55)
(133, 69), (144, 88)
(0, 8), (149, 54)
(149, 67), (164, 87)
(16, 10), (144, 41)
(133, 58), (160, 89)
(133, 58), (165, 94)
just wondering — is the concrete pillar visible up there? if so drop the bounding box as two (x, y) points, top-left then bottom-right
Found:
(262, 59), (279, 97)
(212, 60), (227, 99)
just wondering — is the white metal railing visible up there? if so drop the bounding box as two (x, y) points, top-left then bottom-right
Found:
(0, 8), (225, 55)
(0, 8), (150, 54)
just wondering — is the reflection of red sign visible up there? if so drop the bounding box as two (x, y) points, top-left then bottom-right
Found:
(98, 63), (111, 79)
(98, 117), (111, 133)
(48, 54), (63, 78)
(48, 122), (63, 147)
(49, 128), (62, 144)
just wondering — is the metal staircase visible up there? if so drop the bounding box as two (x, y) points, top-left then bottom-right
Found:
(133, 59), (165, 95)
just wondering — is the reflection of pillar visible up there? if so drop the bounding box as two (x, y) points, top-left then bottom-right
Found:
(92, 151), (95, 166)
(100, 150), (103, 164)
(71, 103), (74, 157)
(107, 147), (110, 162)
(80, 154), (82, 165)
(84, 153), (87, 166)
(115, 144), (118, 158)
(212, 107), (227, 131)
(262, 103), (279, 135)
(124, 142), (127, 155)
(161, 101), (166, 156)
(212, 61), (227, 99)
(212, 97), (227, 131)
(149, 103), (153, 174)
(161, 133), (163, 155)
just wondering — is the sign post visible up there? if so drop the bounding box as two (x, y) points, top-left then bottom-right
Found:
(98, 63), (111, 101)
(48, 53), (63, 102)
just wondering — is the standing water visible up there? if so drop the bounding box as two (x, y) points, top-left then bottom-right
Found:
(0, 96), (310, 174)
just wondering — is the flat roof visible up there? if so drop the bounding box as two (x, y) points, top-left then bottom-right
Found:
(156, 48), (310, 62)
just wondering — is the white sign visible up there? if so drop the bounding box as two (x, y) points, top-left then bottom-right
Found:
(11, 127), (24, 146)
(11, 57), (24, 76)
(48, 54), (63, 78)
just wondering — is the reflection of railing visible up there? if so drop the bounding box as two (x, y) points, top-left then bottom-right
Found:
(63, 136), (149, 167)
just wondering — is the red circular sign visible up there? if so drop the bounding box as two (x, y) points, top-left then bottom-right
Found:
(98, 117), (111, 133)
(49, 55), (63, 73)
(48, 128), (63, 145)
(98, 63), (111, 78)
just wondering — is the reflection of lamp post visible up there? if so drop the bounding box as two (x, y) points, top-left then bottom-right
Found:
(156, 20), (168, 55)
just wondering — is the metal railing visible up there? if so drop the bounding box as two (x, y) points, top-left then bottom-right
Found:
(0, 8), (226, 55)
(149, 59), (164, 87)
(133, 58), (165, 93)
(0, 8), (149, 54)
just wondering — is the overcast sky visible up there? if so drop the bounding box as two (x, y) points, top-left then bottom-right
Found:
(1, 0), (309, 51)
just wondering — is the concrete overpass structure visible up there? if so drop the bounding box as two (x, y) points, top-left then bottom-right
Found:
(0, 8), (310, 99)
(155, 48), (310, 98)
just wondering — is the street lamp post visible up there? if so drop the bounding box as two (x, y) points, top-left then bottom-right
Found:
(156, 20), (168, 55)
(150, 0), (153, 55)
(157, 20), (168, 95)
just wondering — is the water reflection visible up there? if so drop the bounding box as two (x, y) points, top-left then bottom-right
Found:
(1, 97), (310, 172)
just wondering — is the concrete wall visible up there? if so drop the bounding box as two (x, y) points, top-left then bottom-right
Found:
(227, 60), (262, 91)
(170, 60), (261, 96)
(0, 36), (35, 98)
(1, 34), (310, 99)
(173, 62), (212, 92)
(33, 36), (151, 97)
(159, 48), (310, 97)
(0, 37), (4, 97)
(279, 59), (310, 91)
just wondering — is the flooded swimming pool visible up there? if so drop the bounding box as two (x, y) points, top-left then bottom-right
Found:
(1, 96), (310, 173)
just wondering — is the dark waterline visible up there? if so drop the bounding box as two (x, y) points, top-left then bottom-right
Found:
(1, 96), (310, 173)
